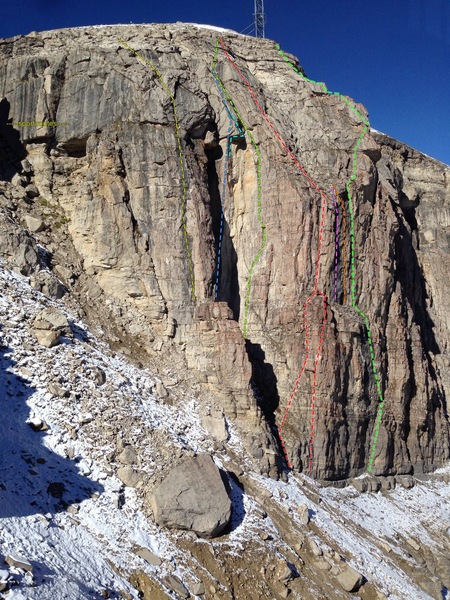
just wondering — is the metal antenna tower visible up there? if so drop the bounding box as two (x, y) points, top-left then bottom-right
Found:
(254, 0), (266, 38)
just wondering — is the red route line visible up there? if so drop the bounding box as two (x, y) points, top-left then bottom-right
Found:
(279, 292), (328, 471)
(218, 38), (329, 474)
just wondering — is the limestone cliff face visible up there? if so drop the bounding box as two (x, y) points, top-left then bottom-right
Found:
(0, 23), (449, 480)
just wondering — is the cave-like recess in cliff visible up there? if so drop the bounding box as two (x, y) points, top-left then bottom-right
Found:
(204, 136), (240, 319)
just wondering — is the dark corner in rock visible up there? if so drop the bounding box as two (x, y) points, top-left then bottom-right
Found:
(0, 327), (104, 518)
(0, 98), (27, 181)
(329, 204), (344, 304)
(397, 191), (418, 234)
(245, 340), (280, 418)
(245, 339), (288, 468)
(336, 187), (351, 305)
(221, 470), (246, 534)
(390, 193), (447, 423)
(205, 128), (240, 320)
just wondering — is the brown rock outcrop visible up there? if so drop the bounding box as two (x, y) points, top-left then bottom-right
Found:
(0, 23), (448, 480)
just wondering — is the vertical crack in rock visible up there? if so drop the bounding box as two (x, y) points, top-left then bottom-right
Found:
(205, 141), (224, 297)
(205, 139), (241, 320)
(115, 144), (140, 245)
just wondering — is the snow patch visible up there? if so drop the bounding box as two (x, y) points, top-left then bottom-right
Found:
(185, 23), (240, 34)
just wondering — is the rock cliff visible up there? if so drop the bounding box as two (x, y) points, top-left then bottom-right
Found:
(0, 23), (449, 481)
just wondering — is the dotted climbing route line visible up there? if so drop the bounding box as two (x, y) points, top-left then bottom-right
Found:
(275, 42), (386, 472)
(211, 48), (244, 134)
(331, 186), (339, 302)
(336, 189), (348, 305)
(275, 42), (370, 303)
(214, 121), (233, 299)
(217, 38), (329, 474)
(346, 149), (385, 471)
(217, 39), (329, 293)
(355, 306), (385, 470)
(279, 292), (328, 471)
(211, 40), (266, 340)
(118, 39), (196, 301)
(211, 46), (240, 300)
(309, 293), (328, 473)
(275, 44), (369, 123)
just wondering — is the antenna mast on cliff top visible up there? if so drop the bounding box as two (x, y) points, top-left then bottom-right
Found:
(254, 0), (266, 38)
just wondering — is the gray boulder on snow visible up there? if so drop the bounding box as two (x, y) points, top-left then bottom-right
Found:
(33, 307), (70, 333)
(31, 306), (71, 347)
(337, 565), (365, 592)
(32, 328), (61, 348)
(164, 575), (190, 599)
(117, 466), (143, 488)
(118, 446), (138, 465)
(134, 546), (162, 566)
(149, 453), (231, 538)
(297, 503), (310, 525)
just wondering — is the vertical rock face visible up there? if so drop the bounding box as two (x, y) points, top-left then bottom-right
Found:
(0, 23), (449, 480)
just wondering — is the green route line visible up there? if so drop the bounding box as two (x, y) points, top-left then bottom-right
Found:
(212, 39), (266, 340)
(275, 44), (369, 123)
(118, 39), (196, 301)
(275, 43), (384, 472)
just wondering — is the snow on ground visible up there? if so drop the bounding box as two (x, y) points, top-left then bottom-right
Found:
(0, 263), (211, 598)
(252, 470), (450, 600)
(0, 259), (283, 598)
(1, 261), (449, 599)
(185, 23), (240, 35)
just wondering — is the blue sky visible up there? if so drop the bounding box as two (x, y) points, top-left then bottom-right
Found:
(1, 0), (449, 165)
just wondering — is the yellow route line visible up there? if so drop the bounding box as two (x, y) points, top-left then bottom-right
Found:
(118, 39), (196, 301)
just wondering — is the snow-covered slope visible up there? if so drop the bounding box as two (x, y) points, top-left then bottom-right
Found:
(0, 262), (449, 599)
(0, 262), (210, 598)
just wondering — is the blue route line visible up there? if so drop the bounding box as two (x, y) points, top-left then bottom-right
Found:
(211, 68), (245, 298)
(215, 122), (233, 299)
(212, 69), (244, 135)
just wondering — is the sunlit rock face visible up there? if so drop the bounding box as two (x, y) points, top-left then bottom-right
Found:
(0, 23), (448, 479)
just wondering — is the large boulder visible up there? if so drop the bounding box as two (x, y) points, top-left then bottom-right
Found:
(201, 409), (229, 442)
(337, 565), (365, 592)
(32, 328), (61, 348)
(5, 555), (33, 573)
(32, 306), (70, 347)
(25, 214), (45, 233)
(33, 307), (70, 333)
(117, 466), (143, 488)
(149, 453), (231, 538)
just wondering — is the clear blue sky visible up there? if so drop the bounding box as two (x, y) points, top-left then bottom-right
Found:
(1, 0), (449, 165)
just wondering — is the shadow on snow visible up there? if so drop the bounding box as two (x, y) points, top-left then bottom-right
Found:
(0, 327), (104, 518)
